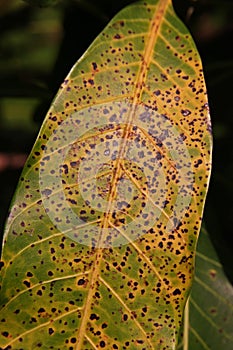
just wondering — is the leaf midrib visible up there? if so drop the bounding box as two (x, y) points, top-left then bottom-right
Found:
(75, 1), (171, 349)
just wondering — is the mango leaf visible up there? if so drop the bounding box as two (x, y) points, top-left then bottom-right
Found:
(0, 0), (212, 349)
(178, 228), (233, 350)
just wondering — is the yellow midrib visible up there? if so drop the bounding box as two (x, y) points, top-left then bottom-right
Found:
(75, 1), (171, 349)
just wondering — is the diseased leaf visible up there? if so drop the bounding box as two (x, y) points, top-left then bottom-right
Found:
(178, 228), (233, 350)
(0, 0), (212, 349)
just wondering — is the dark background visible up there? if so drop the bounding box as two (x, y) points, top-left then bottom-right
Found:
(0, 0), (232, 282)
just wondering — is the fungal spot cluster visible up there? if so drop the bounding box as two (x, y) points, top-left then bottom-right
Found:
(39, 100), (194, 249)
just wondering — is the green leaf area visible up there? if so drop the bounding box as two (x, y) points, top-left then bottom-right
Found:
(0, 1), (212, 349)
(178, 228), (233, 350)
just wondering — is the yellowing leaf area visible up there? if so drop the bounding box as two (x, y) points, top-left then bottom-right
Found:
(0, 0), (212, 349)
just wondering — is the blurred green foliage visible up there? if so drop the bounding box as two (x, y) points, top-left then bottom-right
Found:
(0, 0), (233, 283)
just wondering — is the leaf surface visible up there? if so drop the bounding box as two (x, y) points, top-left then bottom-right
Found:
(0, 0), (212, 349)
(178, 228), (233, 350)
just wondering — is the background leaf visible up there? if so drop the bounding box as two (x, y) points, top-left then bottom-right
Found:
(178, 228), (233, 350)
(0, 0), (212, 349)
(23, 0), (59, 7)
